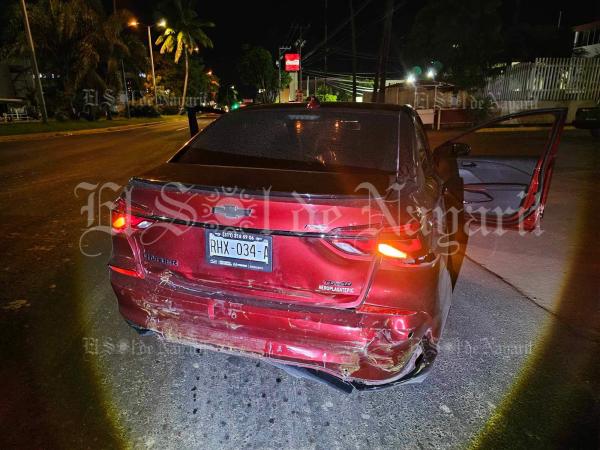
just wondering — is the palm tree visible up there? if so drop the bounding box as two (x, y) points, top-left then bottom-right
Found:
(155, 0), (214, 111)
(5, 0), (144, 115)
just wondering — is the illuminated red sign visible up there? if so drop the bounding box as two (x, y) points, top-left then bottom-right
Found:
(285, 53), (300, 72)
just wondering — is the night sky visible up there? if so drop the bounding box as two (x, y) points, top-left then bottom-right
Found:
(108, 0), (598, 86)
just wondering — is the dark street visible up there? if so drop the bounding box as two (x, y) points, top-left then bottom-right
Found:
(1, 119), (597, 448)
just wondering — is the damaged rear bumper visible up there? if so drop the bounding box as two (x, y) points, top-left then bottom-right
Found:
(110, 269), (438, 388)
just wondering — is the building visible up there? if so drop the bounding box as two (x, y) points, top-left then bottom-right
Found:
(573, 21), (600, 58)
(0, 60), (35, 120)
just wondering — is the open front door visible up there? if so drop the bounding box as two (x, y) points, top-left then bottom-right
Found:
(434, 108), (567, 232)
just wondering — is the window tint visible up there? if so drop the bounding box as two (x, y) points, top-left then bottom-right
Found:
(414, 118), (432, 175)
(175, 108), (410, 173)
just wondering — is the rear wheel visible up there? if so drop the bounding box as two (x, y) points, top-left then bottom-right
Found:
(125, 320), (154, 336)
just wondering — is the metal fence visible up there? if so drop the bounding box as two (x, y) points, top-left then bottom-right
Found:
(485, 57), (600, 102)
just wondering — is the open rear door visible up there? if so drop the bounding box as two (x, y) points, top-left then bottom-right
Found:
(434, 108), (567, 232)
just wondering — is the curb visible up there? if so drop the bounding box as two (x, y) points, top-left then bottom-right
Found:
(0, 118), (187, 143)
(475, 125), (576, 133)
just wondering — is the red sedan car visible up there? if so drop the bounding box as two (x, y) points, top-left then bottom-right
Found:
(109, 103), (565, 391)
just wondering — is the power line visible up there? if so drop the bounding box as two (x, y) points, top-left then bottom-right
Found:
(303, 68), (375, 79)
(303, 0), (407, 68)
(301, 0), (374, 63)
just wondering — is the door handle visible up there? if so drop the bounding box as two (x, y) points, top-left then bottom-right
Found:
(461, 161), (477, 167)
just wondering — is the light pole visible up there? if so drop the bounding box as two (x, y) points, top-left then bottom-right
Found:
(19, 0), (48, 123)
(129, 19), (166, 106)
(147, 25), (158, 105)
(121, 59), (130, 118)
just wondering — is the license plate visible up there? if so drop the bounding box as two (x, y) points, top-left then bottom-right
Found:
(205, 229), (272, 272)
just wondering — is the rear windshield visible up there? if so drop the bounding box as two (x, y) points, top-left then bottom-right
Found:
(175, 107), (406, 173)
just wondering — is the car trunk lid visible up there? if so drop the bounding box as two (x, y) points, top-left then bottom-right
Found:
(124, 163), (397, 308)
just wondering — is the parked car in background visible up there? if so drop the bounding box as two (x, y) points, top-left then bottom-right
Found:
(573, 105), (600, 138)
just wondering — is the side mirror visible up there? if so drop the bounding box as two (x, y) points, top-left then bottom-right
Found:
(186, 106), (226, 137)
(433, 141), (471, 165)
(449, 142), (471, 156)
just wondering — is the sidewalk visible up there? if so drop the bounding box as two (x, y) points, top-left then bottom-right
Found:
(461, 131), (599, 335)
(0, 116), (186, 143)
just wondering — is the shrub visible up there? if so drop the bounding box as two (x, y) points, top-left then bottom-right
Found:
(54, 110), (70, 122)
(159, 105), (181, 115)
(129, 104), (160, 117)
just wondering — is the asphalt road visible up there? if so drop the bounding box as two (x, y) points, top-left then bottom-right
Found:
(0, 119), (597, 449)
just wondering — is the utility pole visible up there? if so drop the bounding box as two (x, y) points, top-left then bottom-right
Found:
(377, 0), (394, 103)
(147, 25), (158, 105)
(349, 0), (357, 102)
(373, 0), (394, 103)
(19, 0), (48, 123)
(295, 37), (306, 101)
(372, 40), (382, 100)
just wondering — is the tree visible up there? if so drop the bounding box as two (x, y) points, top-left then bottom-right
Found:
(237, 45), (282, 103)
(153, 51), (217, 102)
(502, 23), (572, 63)
(405, 0), (503, 88)
(1, 0), (145, 115)
(502, 0), (571, 63)
(155, 0), (214, 111)
(316, 84), (338, 102)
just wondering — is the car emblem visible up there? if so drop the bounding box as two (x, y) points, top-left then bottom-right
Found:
(212, 205), (252, 219)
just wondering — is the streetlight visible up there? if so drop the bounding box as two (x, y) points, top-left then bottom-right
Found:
(426, 68), (436, 80)
(128, 18), (167, 106)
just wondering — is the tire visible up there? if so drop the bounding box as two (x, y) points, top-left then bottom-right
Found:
(125, 320), (154, 336)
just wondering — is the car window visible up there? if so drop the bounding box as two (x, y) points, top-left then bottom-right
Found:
(175, 107), (411, 173)
(413, 118), (433, 175)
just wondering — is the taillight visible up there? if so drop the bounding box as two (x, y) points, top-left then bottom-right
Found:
(326, 222), (428, 264)
(325, 225), (378, 257)
(112, 214), (127, 230)
(377, 243), (408, 259)
(327, 236), (377, 256)
(111, 198), (153, 233)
